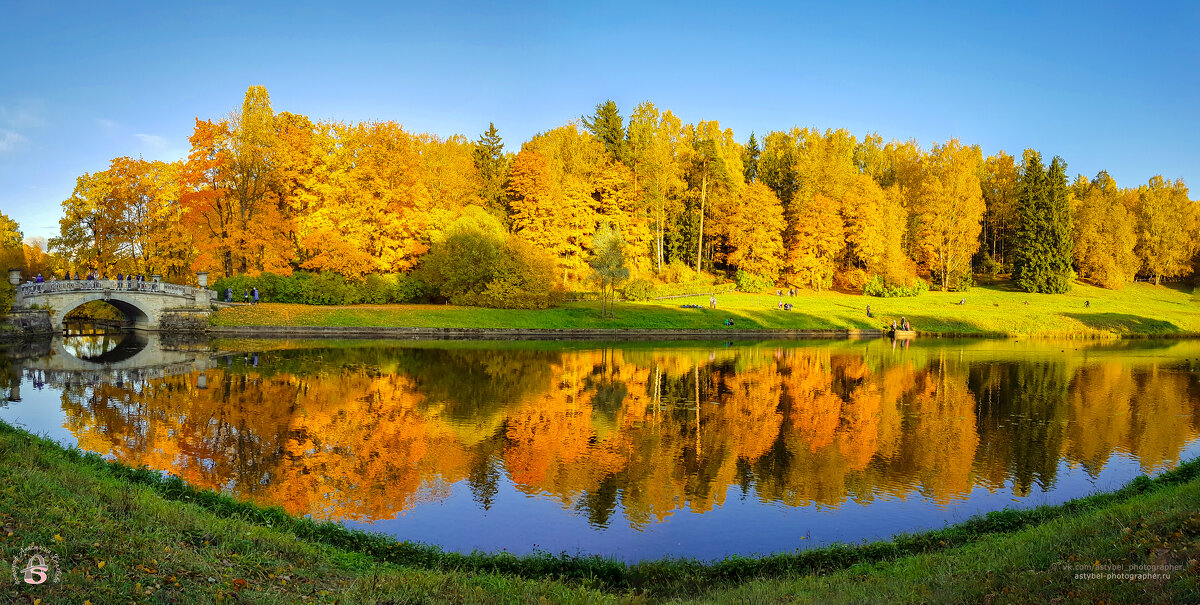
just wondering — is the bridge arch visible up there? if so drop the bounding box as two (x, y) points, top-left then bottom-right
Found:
(53, 294), (154, 330)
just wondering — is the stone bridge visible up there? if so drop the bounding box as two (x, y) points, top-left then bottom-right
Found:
(10, 271), (219, 331)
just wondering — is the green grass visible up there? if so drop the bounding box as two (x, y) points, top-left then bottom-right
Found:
(2, 419), (1198, 603)
(210, 281), (1200, 337)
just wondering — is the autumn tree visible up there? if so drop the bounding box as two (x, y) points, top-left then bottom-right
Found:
(1073, 171), (1138, 289)
(1135, 176), (1195, 284)
(980, 151), (1020, 267)
(589, 221), (629, 317)
(627, 102), (684, 272)
(0, 213), (21, 312)
(914, 139), (984, 291)
(679, 121), (742, 273)
(725, 182), (786, 283)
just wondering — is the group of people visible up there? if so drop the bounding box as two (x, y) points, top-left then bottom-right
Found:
(891, 317), (912, 332)
(113, 272), (150, 290)
(226, 287), (260, 305)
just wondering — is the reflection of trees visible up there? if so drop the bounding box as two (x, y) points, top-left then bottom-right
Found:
(969, 361), (1069, 495)
(49, 342), (1200, 529)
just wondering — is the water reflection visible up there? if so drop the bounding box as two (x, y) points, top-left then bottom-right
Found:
(59, 328), (148, 363)
(3, 337), (1199, 557)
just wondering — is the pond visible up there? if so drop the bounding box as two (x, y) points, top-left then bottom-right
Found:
(1, 334), (1198, 562)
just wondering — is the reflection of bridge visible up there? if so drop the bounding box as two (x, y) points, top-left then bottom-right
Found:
(16, 336), (216, 391)
(10, 271), (218, 331)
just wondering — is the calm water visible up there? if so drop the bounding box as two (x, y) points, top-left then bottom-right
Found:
(2, 333), (1199, 562)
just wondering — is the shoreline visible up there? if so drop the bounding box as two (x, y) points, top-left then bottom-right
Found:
(0, 419), (1197, 602)
(205, 325), (890, 339)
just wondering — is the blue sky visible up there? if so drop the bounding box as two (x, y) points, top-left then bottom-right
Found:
(1, 1), (1197, 241)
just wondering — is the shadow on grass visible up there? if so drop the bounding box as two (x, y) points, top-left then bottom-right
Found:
(887, 314), (992, 335)
(1063, 313), (1181, 335)
(729, 309), (846, 330)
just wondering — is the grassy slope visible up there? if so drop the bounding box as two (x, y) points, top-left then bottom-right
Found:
(211, 281), (1200, 337)
(2, 421), (1198, 603)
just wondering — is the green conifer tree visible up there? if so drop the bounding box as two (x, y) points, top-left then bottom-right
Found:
(473, 123), (508, 223)
(582, 100), (628, 165)
(1013, 149), (1048, 292)
(1014, 150), (1075, 293)
(743, 132), (760, 184)
(1043, 156), (1074, 293)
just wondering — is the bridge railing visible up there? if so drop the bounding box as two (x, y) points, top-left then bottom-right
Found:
(17, 279), (212, 298)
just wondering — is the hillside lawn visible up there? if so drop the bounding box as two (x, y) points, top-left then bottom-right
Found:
(211, 280), (1200, 337)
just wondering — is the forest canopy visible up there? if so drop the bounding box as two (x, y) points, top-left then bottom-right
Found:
(24, 86), (1200, 307)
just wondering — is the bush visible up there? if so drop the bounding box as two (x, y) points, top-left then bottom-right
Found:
(734, 270), (774, 293)
(392, 274), (427, 303)
(622, 278), (654, 301)
(948, 271), (974, 292)
(660, 260), (705, 285)
(422, 229), (559, 309)
(863, 275), (929, 298)
(834, 268), (869, 292)
(212, 271), (431, 306)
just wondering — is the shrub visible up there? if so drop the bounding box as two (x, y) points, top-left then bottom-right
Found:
(392, 273), (427, 303)
(863, 275), (929, 298)
(660, 260), (701, 285)
(622, 278), (654, 301)
(734, 270), (774, 293)
(301, 272), (357, 305)
(947, 271), (974, 292)
(423, 229), (559, 309)
(834, 268), (869, 292)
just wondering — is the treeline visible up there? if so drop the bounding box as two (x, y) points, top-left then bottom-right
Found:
(28, 86), (1200, 307)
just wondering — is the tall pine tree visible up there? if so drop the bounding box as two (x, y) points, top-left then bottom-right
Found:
(1013, 149), (1047, 291)
(742, 132), (760, 184)
(1043, 156), (1074, 292)
(582, 100), (628, 165)
(473, 123), (508, 223)
(1013, 150), (1074, 293)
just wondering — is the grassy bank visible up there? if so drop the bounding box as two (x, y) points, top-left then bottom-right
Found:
(1, 420), (1198, 603)
(211, 281), (1200, 338)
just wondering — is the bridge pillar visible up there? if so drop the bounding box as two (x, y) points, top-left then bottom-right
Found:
(8, 268), (22, 308)
(194, 272), (210, 308)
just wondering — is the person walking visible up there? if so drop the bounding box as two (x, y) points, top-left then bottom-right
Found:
(243, 289), (249, 304)
(866, 303), (871, 318)
(709, 295), (716, 309)
(252, 287), (259, 305)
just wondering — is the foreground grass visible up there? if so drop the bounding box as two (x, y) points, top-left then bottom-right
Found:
(1, 420), (1198, 603)
(211, 281), (1200, 337)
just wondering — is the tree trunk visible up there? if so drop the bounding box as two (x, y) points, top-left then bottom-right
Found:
(696, 171), (707, 273)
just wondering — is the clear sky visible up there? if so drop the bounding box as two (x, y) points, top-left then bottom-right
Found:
(1, 1), (1197, 242)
